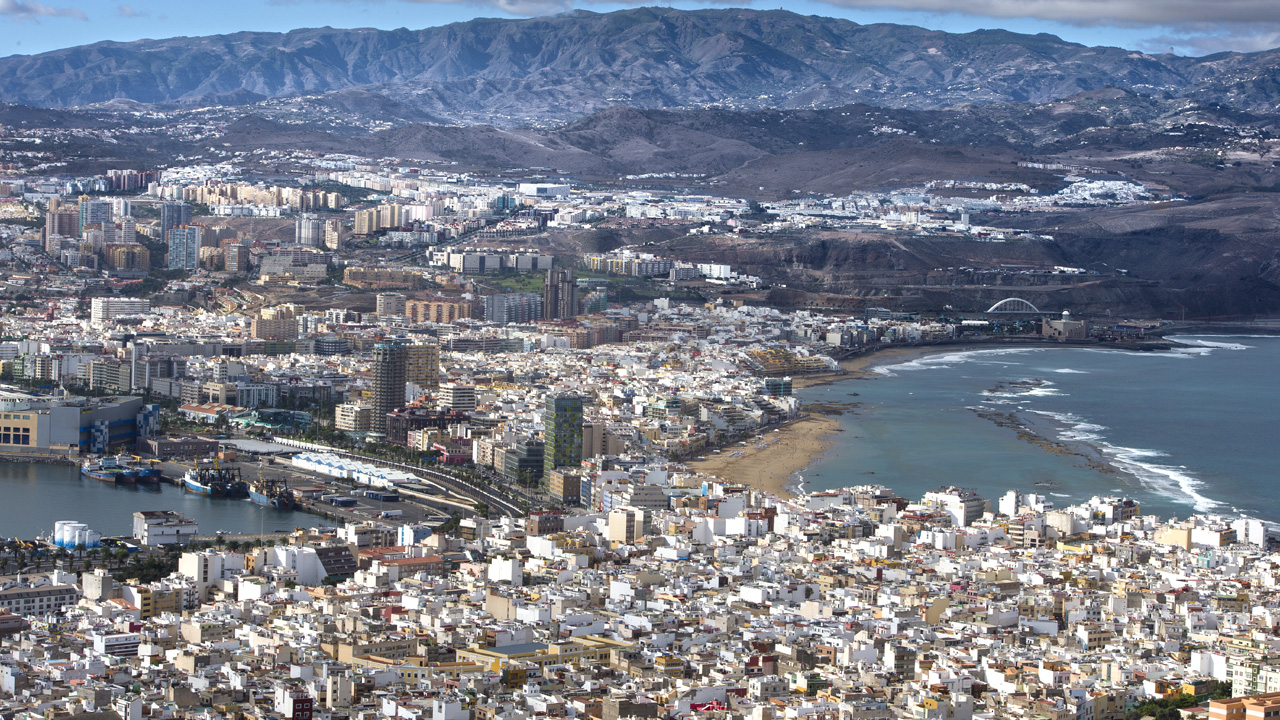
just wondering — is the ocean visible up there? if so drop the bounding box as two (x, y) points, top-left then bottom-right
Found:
(797, 336), (1280, 521)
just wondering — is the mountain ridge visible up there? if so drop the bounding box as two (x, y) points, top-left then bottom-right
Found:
(1, 7), (1279, 125)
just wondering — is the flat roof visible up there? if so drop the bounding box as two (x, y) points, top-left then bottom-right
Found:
(485, 642), (549, 657)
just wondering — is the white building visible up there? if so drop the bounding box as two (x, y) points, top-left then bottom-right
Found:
(90, 298), (150, 326)
(132, 510), (199, 546)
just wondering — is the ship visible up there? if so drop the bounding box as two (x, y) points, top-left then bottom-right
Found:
(81, 455), (139, 484)
(182, 465), (249, 498)
(131, 456), (164, 484)
(248, 473), (295, 510)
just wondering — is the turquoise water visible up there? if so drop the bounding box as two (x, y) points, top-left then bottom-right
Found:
(798, 336), (1280, 521)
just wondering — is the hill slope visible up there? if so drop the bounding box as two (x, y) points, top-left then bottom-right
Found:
(3, 8), (1280, 123)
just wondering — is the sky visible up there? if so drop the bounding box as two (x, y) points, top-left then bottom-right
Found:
(0, 0), (1277, 59)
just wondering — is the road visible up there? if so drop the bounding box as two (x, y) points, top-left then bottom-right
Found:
(267, 438), (526, 517)
(159, 458), (452, 529)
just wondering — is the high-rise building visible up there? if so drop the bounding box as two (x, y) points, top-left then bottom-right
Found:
(117, 216), (137, 245)
(78, 197), (113, 235)
(110, 197), (132, 219)
(607, 507), (651, 545)
(404, 296), (479, 324)
(105, 243), (151, 272)
(922, 487), (988, 527)
(371, 343), (408, 436)
(543, 268), (578, 320)
(160, 202), (192, 236)
(485, 292), (543, 324)
(405, 343), (440, 391)
(582, 421), (606, 459)
(226, 243), (248, 273)
(295, 213), (324, 247)
(353, 209), (377, 236)
(544, 393), (583, 476)
(580, 289), (608, 315)
(166, 226), (202, 270)
(323, 219), (342, 250)
(44, 208), (79, 251)
(376, 293), (407, 317)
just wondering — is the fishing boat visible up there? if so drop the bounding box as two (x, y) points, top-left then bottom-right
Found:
(131, 456), (164, 484)
(182, 465), (249, 498)
(248, 472), (294, 510)
(182, 468), (228, 496)
(81, 456), (138, 484)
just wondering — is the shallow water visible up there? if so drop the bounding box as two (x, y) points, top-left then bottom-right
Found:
(796, 336), (1280, 521)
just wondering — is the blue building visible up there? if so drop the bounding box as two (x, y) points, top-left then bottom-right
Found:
(166, 226), (201, 270)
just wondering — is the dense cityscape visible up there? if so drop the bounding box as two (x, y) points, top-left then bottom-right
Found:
(0, 2), (1278, 720)
(0, 146), (1267, 720)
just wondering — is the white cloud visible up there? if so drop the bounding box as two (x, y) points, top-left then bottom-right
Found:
(808, 0), (1280, 27)
(0, 0), (85, 19)
(792, 0), (1280, 55)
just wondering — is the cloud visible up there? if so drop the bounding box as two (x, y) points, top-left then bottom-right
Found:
(283, 0), (740, 18)
(808, 0), (1280, 27)
(782, 0), (1280, 55)
(0, 0), (85, 19)
(1142, 27), (1280, 55)
(117, 3), (148, 17)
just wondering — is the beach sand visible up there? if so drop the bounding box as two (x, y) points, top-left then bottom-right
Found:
(686, 414), (841, 498)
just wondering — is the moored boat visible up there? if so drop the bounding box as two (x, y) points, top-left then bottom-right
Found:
(248, 475), (294, 510)
(182, 468), (228, 496)
(81, 456), (138, 484)
(182, 465), (249, 498)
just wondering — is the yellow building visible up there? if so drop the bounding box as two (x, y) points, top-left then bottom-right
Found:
(455, 636), (631, 675)
(406, 343), (440, 390)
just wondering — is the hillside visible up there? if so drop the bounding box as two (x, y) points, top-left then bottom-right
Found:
(3, 8), (1280, 124)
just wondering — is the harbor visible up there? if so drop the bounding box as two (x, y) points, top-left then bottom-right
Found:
(0, 455), (449, 542)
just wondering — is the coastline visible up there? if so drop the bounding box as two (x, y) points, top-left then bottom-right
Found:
(710, 339), (1175, 500)
(685, 414), (842, 498)
(793, 342), (1020, 389)
(693, 344), (1037, 498)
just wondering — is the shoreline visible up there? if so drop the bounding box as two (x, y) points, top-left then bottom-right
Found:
(684, 414), (842, 498)
(702, 338), (1200, 500)
(791, 338), (1181, 389)
(691, 343), (1079, 498)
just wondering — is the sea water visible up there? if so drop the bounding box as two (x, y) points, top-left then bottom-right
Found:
(797, 336), (1280, 521)
(0, 462), (301, 540)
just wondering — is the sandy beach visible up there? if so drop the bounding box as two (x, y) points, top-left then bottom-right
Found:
(686, 414), (842, 498)
(694, 341), (1101, 498)
(690, 345), (967, 497)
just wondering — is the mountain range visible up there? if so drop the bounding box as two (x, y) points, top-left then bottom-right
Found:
(3, 7), (1280, 125)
